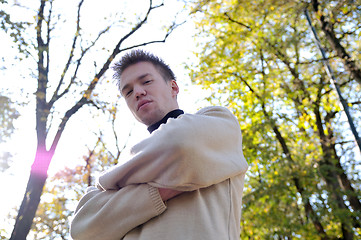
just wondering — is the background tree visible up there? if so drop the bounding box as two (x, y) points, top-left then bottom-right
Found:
(310, 0), (361, 86)
(0, 0), (29, 55)
(0, 0), (185, 239)
(29, 166), (84, 240)
(29, 103), (132, 239)
(188, 0), (360, 239)
(0, 95), (20, 171)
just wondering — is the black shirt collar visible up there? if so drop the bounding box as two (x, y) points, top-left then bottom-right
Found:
(147, 109), (184, 134)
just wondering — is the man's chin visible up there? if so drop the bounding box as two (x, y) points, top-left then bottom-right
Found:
(136, 114), (155, 127)
(134, 108), (165, 126)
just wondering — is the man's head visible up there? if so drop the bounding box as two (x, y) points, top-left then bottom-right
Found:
(112, 50), (179, 126)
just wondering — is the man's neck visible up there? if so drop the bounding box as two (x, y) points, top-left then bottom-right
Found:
(147, 109), (184, 133)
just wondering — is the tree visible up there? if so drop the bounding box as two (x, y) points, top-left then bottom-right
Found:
(1, 0), (185, 239)
(29, 147), (104, 239)
(188, 0), (361, 239)
(0, 0), (29, 54)
(29, 167), (84, 240)
(29, 104), (132, 239)
(0, 95), (19, 172)
(310, 0), (361, 86)
(0, 95), (19, 142)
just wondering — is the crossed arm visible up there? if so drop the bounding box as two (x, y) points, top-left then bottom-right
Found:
(70, 184), (168, 240)
(70, 106), (247, 240)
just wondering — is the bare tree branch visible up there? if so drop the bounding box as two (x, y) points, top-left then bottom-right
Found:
(119, 20), (185, 52)
(350, 101), (361, 105)
(84, 137), (101, 186)
(297, 55), (338, 65)
(49, 0), (85, 107)
(49, 25), (111, 108)
(111, 105), (133, 164)
(45, 0), (53, 75)
(311, 0), (361, 86)
(48, 0), (176, 155)
(224, 12), (251, 30)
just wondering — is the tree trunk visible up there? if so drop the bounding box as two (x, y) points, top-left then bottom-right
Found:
(311, 0), (361, 86)
(269, 121), (329, 239)
(10, 148), (52, 240)
(10, 175), (47, 240)
(332, 147), (361, 215)
(313, 104), (355, 239)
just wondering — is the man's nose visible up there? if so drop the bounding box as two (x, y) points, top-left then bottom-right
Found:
(134, 85), (146, 99)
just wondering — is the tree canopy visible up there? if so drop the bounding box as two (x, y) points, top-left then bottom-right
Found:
(189, 0), (361, 239)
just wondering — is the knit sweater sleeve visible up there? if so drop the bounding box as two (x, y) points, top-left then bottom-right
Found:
(70, 184), (166, 240)
(98, 106), (248, 191)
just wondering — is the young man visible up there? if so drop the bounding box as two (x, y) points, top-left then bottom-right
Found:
(70, 50), (248, 240)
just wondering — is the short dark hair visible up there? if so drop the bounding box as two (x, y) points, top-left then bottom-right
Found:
(112, 49), (176, 87)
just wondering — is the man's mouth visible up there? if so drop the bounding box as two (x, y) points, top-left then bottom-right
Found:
(137, 100), (152, 111)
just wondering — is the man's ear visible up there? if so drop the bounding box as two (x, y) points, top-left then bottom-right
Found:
(170, 80), (179, 97)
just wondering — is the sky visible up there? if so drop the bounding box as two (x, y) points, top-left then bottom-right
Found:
(0, 0), (211, 235)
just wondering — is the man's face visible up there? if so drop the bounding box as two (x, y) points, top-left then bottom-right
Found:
(119, 61), (179, 126)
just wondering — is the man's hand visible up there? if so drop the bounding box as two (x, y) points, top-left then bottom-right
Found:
(158, 188), (183, 201)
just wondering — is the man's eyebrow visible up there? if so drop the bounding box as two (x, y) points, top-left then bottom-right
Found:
(121, 73), (151, 94)
(137, 73), (151, 80)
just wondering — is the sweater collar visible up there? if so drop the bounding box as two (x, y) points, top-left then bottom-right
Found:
(147, 109), (184, 134)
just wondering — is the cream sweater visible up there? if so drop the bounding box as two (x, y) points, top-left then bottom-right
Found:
(70, 106), (248, 240)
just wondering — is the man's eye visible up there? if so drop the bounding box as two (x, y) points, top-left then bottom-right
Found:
(126, 90), (133, 96)
(144, 80), (152, 84)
